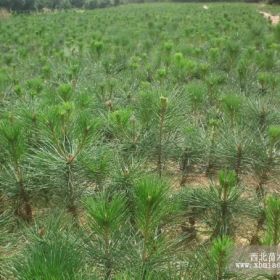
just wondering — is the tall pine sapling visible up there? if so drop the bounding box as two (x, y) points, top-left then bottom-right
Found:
(183, 170), (258, 239)
(0, 119), (32, 222)
(84, 192), (128, 279)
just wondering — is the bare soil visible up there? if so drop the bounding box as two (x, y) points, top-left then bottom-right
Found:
(259, 11), (280, 25)
(0, 9), (10, 20)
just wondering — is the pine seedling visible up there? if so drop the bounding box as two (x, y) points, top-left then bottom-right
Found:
(225, 39), (240, 68)
(197, 62), (210, 80)
(13, 211), (84, 280)
(173, 52), (187, 81)
(30, 88), (100, 219)
(257, 72), (278, 94)
(162, 41), (173, 67)
(185, 80), (207, 118)
(163, 41), (173, 54)
(256, 50), (275, 71)
(220, 94), (243, 128)
(262, 196), (280, 246)
(26, 78), (44, 97)
(186, 236), (238, 280)
(0, 210), (15, 279)
(245, 97), (276, 133)
(107, 108), (140, 151)
(84, 191), (128, 279)
(237, 58), (249, 92)
(205, 73), (226, 105)
(179, 126), (208, 185)
(134, 175), (168, 238)
(0, 119), (32, 222)
(156, 67), (167, 82)
(261, 196), (280, 280)
(205, 117), (220, 177)
(209, 236), (235, 280)
(109, 154), (145, 217)
(248, 125), (280, 243)
(253, 125), (280, 199)
(216, 125), (254, 180)
(158, 96), (168, 177)
(80, 146), (112, 190)
(132, 175), (177, 279)
(269, 125), (280, 146)
(137, 90), (182, 177)
(182, 170), (258, 239)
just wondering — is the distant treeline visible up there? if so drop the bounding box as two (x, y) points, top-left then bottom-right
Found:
(0, 0), (278, 12)
(0, 0), (117, 10)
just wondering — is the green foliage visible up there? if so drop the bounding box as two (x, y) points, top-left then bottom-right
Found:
(84, 192), (128, 279)
(185, 80), (207, 110)
(132, 175), (180, 278)
(12, 212), (85, 280)
(186, 236), (237, 280)
(134, 175), (169, 234)
(0, 210), (15, 279)
(82, 177), (179, 278)
(209, 236), (235, 280)
(182, 170), (258, 238)
(0, 119), (25, 161)
(85, 192), (127, 236)
(220, 94), (243, 128)
(0, 118), (33, 221)
(1, 3), (280, 279)
(179, 125), (208, 184)
(263, 196), (280, 245)
(0, 0), (118, 10)
(268, 125), (280, 145)
(221, 94), (242, 116)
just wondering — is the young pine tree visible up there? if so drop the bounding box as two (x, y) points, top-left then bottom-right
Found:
(84, 192), (128, 279)
(132, 175), (180, 279)
(13, 211), (85, 280)
(0, 119), (32, 221)
(182, 170), (258, 239)
(30, 84), (101, 219)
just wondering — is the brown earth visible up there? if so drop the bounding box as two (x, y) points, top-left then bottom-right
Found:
(259, 11), (280, 25)
(0, 9), (10, 20)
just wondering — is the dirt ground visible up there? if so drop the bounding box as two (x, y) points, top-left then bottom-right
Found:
(0, 9), (11, 20)
(259, 11), (280, 25)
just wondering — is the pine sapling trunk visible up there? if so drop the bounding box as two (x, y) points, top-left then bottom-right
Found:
(17, 178), (32, 222)
(66, 160), (78, 220)
(157, 97), (168, 178)
(256, 144), (273, 199)
(181, 210), (196, 240)
(104, 226), (112, 280)
(211, 237), (233, 280)
(213, 184), (228, 239)
(188, 216), (196, 238)
(251, 184), (269, 245)
(256, 174), (267, 200)
(158, 107), (164, 178)
(15, 163), (32, 222)
(180, 148), (190, 186)
(216, 253), (225, 280)
(250, 211), (265, 245)
(235, 144), (242, 181)
(259, 107), (267, 132)
(206, 126), (215, 177)
(141, 201), (153, 280)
